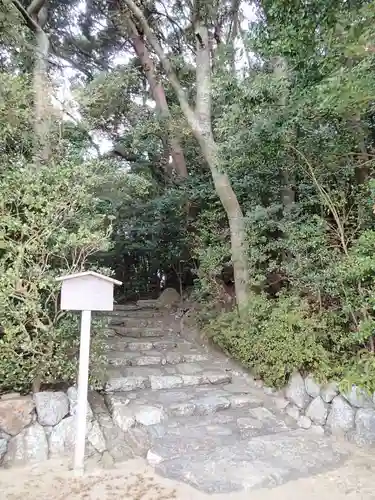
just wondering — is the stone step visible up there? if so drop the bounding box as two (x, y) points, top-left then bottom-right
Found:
(148, 427), (348, 494)
(105, 337), (182, 352)
(112, 326), (166, 338)
(106, 388), (265, 431)
(105, 309), (162, 318)
(146, 407), (292, 446)
(104, 365), (232, 392)
(107, 349), (210, 367)
(109, 317), (165, 328)
(114, 303), (156, 311)
(136, 299), (159, 307)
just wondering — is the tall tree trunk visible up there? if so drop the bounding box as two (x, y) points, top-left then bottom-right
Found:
(351, 114), (370, 185)
(124, 0), (250, 312)
(272, 57), (295, 212)
(33, 27), (51, 164)
(126, 18), (188, 179)
(11, 0), (52, 166)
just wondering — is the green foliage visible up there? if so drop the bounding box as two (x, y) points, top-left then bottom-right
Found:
(0, 73), (33, 159)
(0, 158), (116, 392)
(194, 0), (375, 392)
(204, 293), (337, 387)
(4, 0), (374, 395)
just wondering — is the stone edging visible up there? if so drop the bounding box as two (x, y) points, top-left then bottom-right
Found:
(0, 387), (111, 467)
(258, 371), (375, 445)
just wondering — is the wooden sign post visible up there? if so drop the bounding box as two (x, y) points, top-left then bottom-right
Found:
(56, 271), (122, 475)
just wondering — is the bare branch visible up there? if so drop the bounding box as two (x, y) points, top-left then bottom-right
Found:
(11, 0), (41, 32)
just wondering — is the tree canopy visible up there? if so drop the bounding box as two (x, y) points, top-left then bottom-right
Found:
(1, 0), (375, 392)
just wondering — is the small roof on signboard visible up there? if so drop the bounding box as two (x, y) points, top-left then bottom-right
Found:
(56, 270), (122, 286)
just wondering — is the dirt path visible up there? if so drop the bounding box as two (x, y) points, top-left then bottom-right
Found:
(1, 454), (375, 500)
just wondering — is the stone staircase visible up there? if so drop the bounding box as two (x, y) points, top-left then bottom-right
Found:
(97, 301), (349, 494)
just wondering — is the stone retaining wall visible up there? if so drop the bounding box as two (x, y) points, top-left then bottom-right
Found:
(2, 372), (375, 468)
(0, 387), (109, 467)
(260, 371), (375, 445)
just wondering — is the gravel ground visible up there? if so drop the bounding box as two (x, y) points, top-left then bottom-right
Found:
(1, 453), (375, 500)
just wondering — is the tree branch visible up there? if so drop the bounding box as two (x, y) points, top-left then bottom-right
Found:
(195, 23), (211, 133)
(123, 0), (199, 133)
(27, 0), (46, 15)
(49, 42), (94, 80)
(227, 0), (241, 44)
(12, 0), (41, 32)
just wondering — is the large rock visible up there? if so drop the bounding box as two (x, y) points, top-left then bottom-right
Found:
(135, 406), (165, 426)
(49, 415), (97, 458)
(49, 416), (75, 456)
(34, 391), (69, 426)
(352, 409), (375, 446)
(273, 397), (289, 411)
(0, 438), (7, 461)
(67, 386), (94, 421)
(0, 395), (35, 436)
(298, 416), (312, 429)
(285, 372), (311, 409)
(327, 395), (355, 435)
(150, 375), (183, 390)
(156, 288), (181, 309)
(305, 397), (329, 426)
(304, 375), (321, 398)
(110, 399), (136, 432)
(4, 422), (48, 465)
(285, 404), (300, 421)
(320, 382), (339, 403)
(87, 420), (106, 453)
(151, 431), (347, 494)
(342, 385), (373, 409)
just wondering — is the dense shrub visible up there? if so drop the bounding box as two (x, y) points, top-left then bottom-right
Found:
(0, 159), (115, 393)
(203, 293), (340, 387)
(202, 221), (375, 392)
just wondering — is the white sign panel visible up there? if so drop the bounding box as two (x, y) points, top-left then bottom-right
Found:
(56, 270), (122, 475)
(57, 271), (122, 311)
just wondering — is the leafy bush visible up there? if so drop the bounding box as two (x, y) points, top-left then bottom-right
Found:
(203, 293), (341, 388)
(203, 222), (375, 391)
(0, 159), (115, 393)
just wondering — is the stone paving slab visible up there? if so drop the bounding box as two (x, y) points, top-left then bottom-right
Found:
(114, 304), (157, 311)
(109, 317), (165, 328)
(105, 309), (162, 318)
(107, 349), (210, 367)
(146, 406), (292, 443)
(105, 387), (264, 427)
(97, 305), (353, 495)
(105, 337), (186, 352)
(151, 430), (348, 494)
(113, 326), (167, 337)
(104, 365), (232, 392)
(108, 361), (230, 379)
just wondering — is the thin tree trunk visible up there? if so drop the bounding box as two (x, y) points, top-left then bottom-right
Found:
(11, 0), (52, 166)
(33, 27), (51, 164)
(126, 18), (188, 179)
(124, 0), (250, 312)
(272, 57), (295, 211)
(351, 114), (369, 185)
(201, 137), (249, 309)
(272, 56), (295, 271)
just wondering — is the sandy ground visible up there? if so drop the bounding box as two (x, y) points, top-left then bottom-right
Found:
(1, 452), (375, 500)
